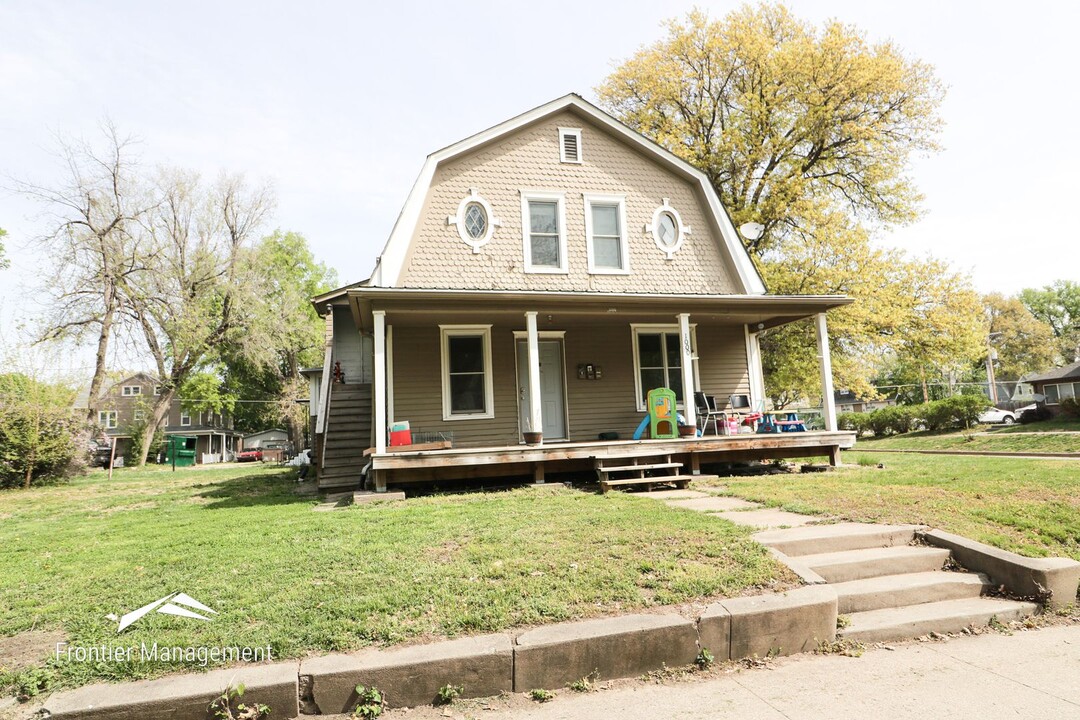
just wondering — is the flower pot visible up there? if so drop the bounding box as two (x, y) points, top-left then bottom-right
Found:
(523, 431), (543, 445)
(678, 424), (697, 438)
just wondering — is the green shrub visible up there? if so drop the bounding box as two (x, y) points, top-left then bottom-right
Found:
(921, 396), (987, 430)
(838, 412), (870, 437)
(1060, 397), (1080, 419)
(866, 405), (918, 435)
(1020, 406), (1054, 424)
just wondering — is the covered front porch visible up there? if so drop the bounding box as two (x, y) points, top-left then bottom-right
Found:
(343, 287), (854, 490)
(367, 431), (856, 489)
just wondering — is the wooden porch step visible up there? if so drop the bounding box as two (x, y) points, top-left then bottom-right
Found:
(596, 462), (683, 473)
(600, 475), (694, 493)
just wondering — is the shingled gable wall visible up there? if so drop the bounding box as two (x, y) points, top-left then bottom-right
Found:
(397, 111), (744, 294)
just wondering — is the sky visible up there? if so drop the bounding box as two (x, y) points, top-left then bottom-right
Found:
(1, 0), (1078, 370)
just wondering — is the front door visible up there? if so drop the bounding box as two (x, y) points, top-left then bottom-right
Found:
(516, 339), (567, 440)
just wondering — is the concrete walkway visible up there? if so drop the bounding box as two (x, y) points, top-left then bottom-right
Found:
(375, 625), (1080, 720)
(656, 487), (823, 529)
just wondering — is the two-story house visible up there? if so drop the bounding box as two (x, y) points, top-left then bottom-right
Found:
(87, 373), (240, 463)
(309, 94), (856, 491)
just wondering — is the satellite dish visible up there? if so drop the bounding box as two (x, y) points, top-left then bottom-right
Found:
(738, 222), (765, 241)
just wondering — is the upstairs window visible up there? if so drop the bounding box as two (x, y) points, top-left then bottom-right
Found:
(180, 411), (191, 427)
(584, 194), (629, 274)
(440, 325), (494, 420)
(559, 127), (582, 163)
(133, 409), (145, 421)
(520, 192), (567, 273)
(98, 410), (117, 429)
(122, 385), (142, 396)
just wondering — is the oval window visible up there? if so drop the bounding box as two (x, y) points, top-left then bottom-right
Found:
(656, 212), (678, 248)
(463, 202), (487, 240)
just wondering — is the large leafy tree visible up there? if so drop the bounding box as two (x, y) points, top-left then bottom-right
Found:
(0, 373), (83, 489)
(124, 170), (273, 465)
(222, 231), (336, 447)
(984, 293), (1057, 380)
(1019, 280), (1080, 365)
(598, 4), (960, 404)
(14, 123), (156, 423)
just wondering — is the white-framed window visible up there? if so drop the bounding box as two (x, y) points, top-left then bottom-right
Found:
(631, 324), (697, 411)
(98, 410), (117, 429)
(1044, 382), (1078, 405)
(439, 325), (495, 420)
(645, 198), (692, 260)
(447, 188), (500, 253)
(584, 193), (629, 274)
(558, 127), (582, 164)
(122, 385), (142, 396)
(180, 411), (191, 427)
(520, 191), (568, 273)
(133, 409), (145, 421)
(153, 385), (162, 396)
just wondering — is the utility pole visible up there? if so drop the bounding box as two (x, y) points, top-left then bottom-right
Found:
(986, 332), (1003, 405)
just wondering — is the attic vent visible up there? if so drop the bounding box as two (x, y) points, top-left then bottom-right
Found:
(559, 127), (582, 164)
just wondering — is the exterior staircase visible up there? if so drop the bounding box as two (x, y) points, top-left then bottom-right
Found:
(754, 523), (1039, 644)
(594, 455), (694, 492)
(318, 383), (371, 491)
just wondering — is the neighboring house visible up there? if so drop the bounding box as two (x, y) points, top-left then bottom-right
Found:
(310, 94), (855, 491)
(1022, 360), (1080, 414)
(834, 390), (894, 415)
(242, 428), (289, 450)
(82, 373), (240, 463)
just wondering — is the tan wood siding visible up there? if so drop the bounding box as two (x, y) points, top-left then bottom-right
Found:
(388, 321), (750, 447)
(399, 111), (743, 294)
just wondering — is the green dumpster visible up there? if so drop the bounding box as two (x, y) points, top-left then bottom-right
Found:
(165, 435), (197, 467)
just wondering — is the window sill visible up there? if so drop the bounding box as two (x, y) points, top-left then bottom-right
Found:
(524, 267), (569, 275)
(441, 412), (496, 422)
(588, 268), (631, 275)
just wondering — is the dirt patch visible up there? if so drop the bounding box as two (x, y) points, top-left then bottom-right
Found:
(0, 630), (67, 671)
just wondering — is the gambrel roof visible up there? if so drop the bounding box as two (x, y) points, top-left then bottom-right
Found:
(369, 93), (766, 294)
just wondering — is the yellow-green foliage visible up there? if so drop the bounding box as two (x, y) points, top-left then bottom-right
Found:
(598, 4), (990, 403)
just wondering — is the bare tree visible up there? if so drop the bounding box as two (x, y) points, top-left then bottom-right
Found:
(124, 170), (273, 464)
(13, 121), (158, 423)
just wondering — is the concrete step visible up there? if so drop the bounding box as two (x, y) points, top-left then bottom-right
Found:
(841, 597), (1039, 644)
(833, 571), (989, 614)
(754, 523), (921, 557)
(800, 545), (950, 583)
(597, 462), (683, 473)
(600, 475), (692, 492)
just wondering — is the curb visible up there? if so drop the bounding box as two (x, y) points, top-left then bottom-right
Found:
(40, 587), (837, 718)
(852, 448), (1080, 459)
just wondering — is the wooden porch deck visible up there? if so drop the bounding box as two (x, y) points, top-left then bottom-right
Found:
(368, 431), (857, 490)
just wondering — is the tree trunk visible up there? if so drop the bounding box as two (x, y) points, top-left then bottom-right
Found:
(919, 368), (929, 403)
(135, 392), (174, 466)
(85, 283), (116, 424)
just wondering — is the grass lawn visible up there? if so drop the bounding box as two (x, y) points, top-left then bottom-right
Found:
(0, 465), (787, 695)
(861, 424), (1080, 454)
(714, 453), (1080, 562)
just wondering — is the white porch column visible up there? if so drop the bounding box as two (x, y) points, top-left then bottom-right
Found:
(373, 310), (387, 454)
(678, 313), (696, 428)
(815, 312), (837, 432)
(525, 311), (543, 442)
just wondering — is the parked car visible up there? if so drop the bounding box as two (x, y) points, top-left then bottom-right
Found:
(236, 448), (263, 462)
(978, 406), (1016, 425)
(88, 440), (113, 468)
